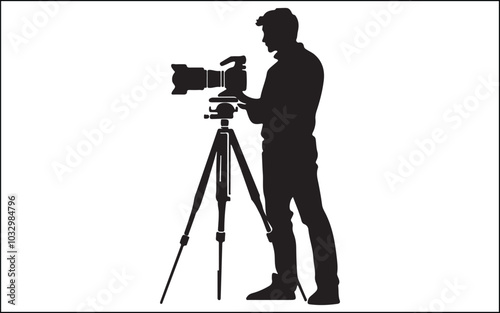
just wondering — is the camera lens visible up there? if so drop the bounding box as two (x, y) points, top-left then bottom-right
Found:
(207, 70), (224, 88)
(171, 56), (246, 95)
(172, 65), (224, 94)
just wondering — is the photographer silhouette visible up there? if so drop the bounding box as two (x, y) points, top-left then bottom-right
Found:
(232, 8), (340, 305)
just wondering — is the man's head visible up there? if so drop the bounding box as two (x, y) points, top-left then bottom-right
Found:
(256, 8), (299, 52)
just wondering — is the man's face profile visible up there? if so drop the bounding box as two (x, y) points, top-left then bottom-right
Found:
(262, 26), (280, 52)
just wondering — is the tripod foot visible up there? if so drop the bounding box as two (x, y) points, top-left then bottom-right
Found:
(216, 232), (225, 300)
(159, 234), (191, 304)
(217, 270), (221, 300)
(297, 281), (307, 301)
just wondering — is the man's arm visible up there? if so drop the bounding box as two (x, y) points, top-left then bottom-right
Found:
(232, 91), (271, 124)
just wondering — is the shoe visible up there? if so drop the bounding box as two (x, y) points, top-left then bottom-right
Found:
(307, 288), (340, 305)
(246, 274), (296, 300)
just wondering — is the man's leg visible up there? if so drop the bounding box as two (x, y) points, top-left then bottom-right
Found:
(294, 161), (339, 304)
(266, 180), (297, 292)
(247, 152), (297, 300)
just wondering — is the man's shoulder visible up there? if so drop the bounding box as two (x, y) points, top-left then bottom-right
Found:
(302, 46), (322, 66)
(271, 43), (323, 72)
(298, 46), (323, 75)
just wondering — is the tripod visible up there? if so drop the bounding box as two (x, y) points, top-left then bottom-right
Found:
(160, 100), (306, 303)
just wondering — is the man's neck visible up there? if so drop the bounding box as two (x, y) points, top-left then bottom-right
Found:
(275, 42), (303, 60)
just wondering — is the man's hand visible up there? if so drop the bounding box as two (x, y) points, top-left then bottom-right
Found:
(237, 102), (248, 110)
(224, 90), (258, 109)
(225, 90), (244, 101)
(224, 90), (250, 110)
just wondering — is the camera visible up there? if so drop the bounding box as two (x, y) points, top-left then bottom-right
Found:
(171, 56), (247, 95)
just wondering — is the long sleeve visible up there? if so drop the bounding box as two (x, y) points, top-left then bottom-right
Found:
(246, 43), (324, 152)
(246, 101), (272, 124)
(244, 67), (279, 124)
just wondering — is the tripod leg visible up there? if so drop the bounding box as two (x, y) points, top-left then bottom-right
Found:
(216, 200), (227, 300)
(160, 133), (219, 304)
(228, 129), (271, 235)
(297, 282), (307, 301)
(216, 131), (230, 300)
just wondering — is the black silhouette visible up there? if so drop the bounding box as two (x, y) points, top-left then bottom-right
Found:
(161, 56), (307, 302)
(172, 56), (247, 95)
(231, 8), (340, 305)
(161, 8), (339, 306)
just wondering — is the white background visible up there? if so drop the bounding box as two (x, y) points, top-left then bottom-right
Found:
(1, 1), (499, 311)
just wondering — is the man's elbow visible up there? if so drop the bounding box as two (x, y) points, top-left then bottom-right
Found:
(249, 115), (263, 124)
(247, 112), (263, 124)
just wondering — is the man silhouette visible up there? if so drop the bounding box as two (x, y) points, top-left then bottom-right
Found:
(232, 8), (340, 305)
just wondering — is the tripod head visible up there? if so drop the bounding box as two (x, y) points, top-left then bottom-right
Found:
(204, 97), (239, 120)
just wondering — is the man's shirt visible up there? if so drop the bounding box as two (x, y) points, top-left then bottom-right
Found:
(246, 42), (324, 159)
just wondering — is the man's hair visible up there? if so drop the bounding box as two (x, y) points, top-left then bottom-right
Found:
(256, 8), (298, 41)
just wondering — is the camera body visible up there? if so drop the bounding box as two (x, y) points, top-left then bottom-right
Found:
(172, 56), (247, 95)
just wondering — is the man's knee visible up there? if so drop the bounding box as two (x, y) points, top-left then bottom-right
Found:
(297, 206), (329, 228)
(267, 207), (294, 229)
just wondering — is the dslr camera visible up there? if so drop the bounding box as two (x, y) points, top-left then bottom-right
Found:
(171, 56), (247, 96)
